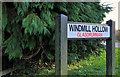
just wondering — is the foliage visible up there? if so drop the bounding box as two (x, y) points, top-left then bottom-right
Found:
(13, 47), (119, 76)
(2, 2), (112, 62)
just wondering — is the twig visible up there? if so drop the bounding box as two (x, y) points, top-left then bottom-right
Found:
(23, 44), (41, 60)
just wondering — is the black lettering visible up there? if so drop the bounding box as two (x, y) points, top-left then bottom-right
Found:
(78, 25), (81, 31)
(69, 25), (74, 31)
(92, 26), (97, 32)
(104, 27), (108, 32)
(74, 25), (79, 31)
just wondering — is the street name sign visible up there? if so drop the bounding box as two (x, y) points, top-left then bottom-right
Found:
(67, 22), (110, 39)
(55, 14), (115, 76)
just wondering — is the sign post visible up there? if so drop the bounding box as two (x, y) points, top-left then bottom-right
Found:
(106, 20), (115, 76)
(55, 14), (68, 75)
(55, 14), (115, 76)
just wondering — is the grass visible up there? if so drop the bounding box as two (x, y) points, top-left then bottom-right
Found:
(116, 47), (120, 76)
(21, 47), (120, 76)
(68, 47), (120, 76)
(115, 40), (119, 42)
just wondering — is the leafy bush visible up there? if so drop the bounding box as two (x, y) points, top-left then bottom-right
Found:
(2, 2), (111, 62)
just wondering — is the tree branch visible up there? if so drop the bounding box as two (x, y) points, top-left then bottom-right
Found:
(22, 45), (41, 60)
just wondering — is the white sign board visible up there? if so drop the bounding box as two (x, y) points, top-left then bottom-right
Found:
(67, 23), (110, 39)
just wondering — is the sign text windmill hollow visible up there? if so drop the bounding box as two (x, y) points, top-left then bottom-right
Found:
(67, 23), (110, 38)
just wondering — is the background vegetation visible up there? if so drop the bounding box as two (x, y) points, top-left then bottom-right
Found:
(12, 47), (120, 76)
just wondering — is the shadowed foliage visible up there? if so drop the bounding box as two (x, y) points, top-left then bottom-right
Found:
(2, 2), (111, 64)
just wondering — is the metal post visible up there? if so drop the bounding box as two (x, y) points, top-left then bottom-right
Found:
(106, 20), (115, 76)
(55, 14), (68, 75)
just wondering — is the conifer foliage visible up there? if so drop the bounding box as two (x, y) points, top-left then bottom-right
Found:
(2, 2), (111, 61)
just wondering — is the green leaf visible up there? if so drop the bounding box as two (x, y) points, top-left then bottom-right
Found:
(2, 4), (7, 31)
(43, 27), (50, 35)
(45, 51), (54, 60)
(22, 13), (44, 35)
